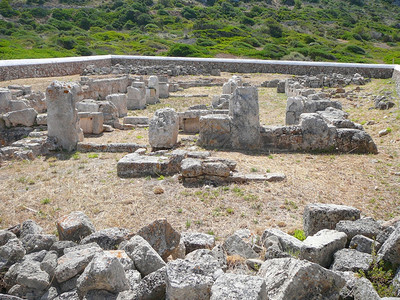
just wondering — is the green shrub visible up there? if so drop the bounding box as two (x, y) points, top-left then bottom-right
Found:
(75, 45), (92, 56)
(346, 44), (366, 55)
(168, 43), (200, 57)
(57, 36), (76, 50)
(293, 229), (306, 241)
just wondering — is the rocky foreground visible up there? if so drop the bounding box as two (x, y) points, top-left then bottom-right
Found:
(1, 203), (400, 300)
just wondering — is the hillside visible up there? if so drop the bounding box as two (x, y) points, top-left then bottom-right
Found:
(1, 0), (400, 63)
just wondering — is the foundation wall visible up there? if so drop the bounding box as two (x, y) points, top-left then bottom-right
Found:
(0, 55), (396, 81)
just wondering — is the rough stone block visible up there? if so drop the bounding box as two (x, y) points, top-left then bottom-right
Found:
(222, 234), (258, 259)
(300, 229), (347, 268)
(57, 211), (96, 243)
(181, 232), (215, 254)
(261, 228), (303, 255)
(77, 251), (129, 297)
(117, 153), (175, 178)
(137, 219), (181, 260)
(198, 114), (231, 149)
(350, 234), (381, 254)
(127, 86), (146, 110)
(46, 81), (83, 151)
(166, 258), (221, 300)
(378, 226), (400, 265)
(336, 217), (382, 243)
(149, 108), (179, 149)
(331, 249), (373, 272)
(303, 203), (361, 237)
(258, 257), (345, 300)
(106, 93), (128, 117)
(123, 235), (166, 277)
(3, 108), (37, 128)
(78, 112), (104, 135)
(210, 273), (267, 300)
(229, 87), (260, 150)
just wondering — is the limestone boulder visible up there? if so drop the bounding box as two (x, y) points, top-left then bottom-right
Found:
(166, 257), (222, 300)
(336, 217), (382, 242)
(181, 232), (215, 254)
(222, 234), (258, 259)
(57, 211), (96, 243)
(76, 251), (129, 297)
(149, 108), (179, 149)
(378, 225), (400, 265)
(300, 229), (347, 268)
(257, 257), (345, 300)
(106, 93), (127, 117)
(123, 235), (166, 277)
(330, 248), (373, 272)
(46, 81), (83, 151)
(0, 238), (26, 272)
(55, 246), (102, 283)
(3, 108), (37, 127)
(21, 234), (57, 254)
(303, 203), (361, 236)
(210, 273), (267, 300)
(261, 228), (303, 254)
(80, 227), (130, 250)
(137, 219), (181, 260)
(349, 234), (381, 254)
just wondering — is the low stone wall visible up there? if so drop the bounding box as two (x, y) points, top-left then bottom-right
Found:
(0, 56), (112, 81)
(0, 55), (396, 81)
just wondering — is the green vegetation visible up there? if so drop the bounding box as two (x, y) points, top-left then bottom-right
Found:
(292, 229), (306, 241)
(1, 0), (400, 63)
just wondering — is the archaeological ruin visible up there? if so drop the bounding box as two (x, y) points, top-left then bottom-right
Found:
(0, 56), (399, 299)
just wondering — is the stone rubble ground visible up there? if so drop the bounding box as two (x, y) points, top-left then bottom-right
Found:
(0, 204), (400, 299)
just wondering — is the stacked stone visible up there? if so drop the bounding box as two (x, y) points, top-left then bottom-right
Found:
(1, 204), (400, 299)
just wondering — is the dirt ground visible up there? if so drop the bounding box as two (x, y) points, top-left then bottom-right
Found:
(0, 72), (399, 240)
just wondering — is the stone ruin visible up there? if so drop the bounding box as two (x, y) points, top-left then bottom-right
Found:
(0, 74), (179, 161)
(194, 74), (378, 154)
(1, 204), (400, 299)
(81, 63), (221, 77)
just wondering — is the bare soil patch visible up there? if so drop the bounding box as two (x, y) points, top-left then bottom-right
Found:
(0, 73), (399, 240)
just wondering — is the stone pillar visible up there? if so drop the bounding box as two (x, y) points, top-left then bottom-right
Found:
(229, 86), (260, 150)
(149, 108), (179, 150)
(46, 81), (83, 151)
(127, 82), (146, 110)
(106, 93), (127, 117)
(147, 76), (159, 104)
(0, 88), (11, 113)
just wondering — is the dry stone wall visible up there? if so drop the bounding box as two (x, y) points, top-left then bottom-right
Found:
(0, 55), (395, 82)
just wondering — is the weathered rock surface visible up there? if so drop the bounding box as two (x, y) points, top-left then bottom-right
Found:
(300, 229), (347, 267)
(123, 235), (166, 277)
(303, 203), (361, 236)
(210, 273), (267, 300)
(336, 217), (382, 242)
(55, 246), (101, 283)
(149, 108), (179, 149)
(80, 228), (130, 250)
(137, 219), (180, 260)
(222, 234), (258, 259)
(57, 211), (96, 243)
(166, 257), (221, 300)
(330, 248), (373, 272)
(378, 225), (400, 265)
(349, 234), (381, 254)
(181, 232), (215, 254)
(76, 251), (129, 297)
(257, 257), (345, 300)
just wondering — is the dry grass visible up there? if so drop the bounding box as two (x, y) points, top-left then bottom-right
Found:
(0, 73), (399, 241)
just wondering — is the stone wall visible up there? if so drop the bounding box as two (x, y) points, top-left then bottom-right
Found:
(0, 55), (396, 81)
(392, 65), (400, 95)
(0, 56), (112, 81)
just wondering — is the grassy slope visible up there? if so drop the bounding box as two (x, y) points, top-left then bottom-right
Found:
(1, 0), (400, 62)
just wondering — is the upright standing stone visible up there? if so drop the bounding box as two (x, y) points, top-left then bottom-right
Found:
(46, 81), (83, 151)
(105, 93), (128, 117)
(127, 82), (146, 110)
(159, 76), (169, 99)
(229, 87), (260, 150)
(147, 76), (160, 104)
(149, 108), (179, 149)
(0, 88), (11, 113)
